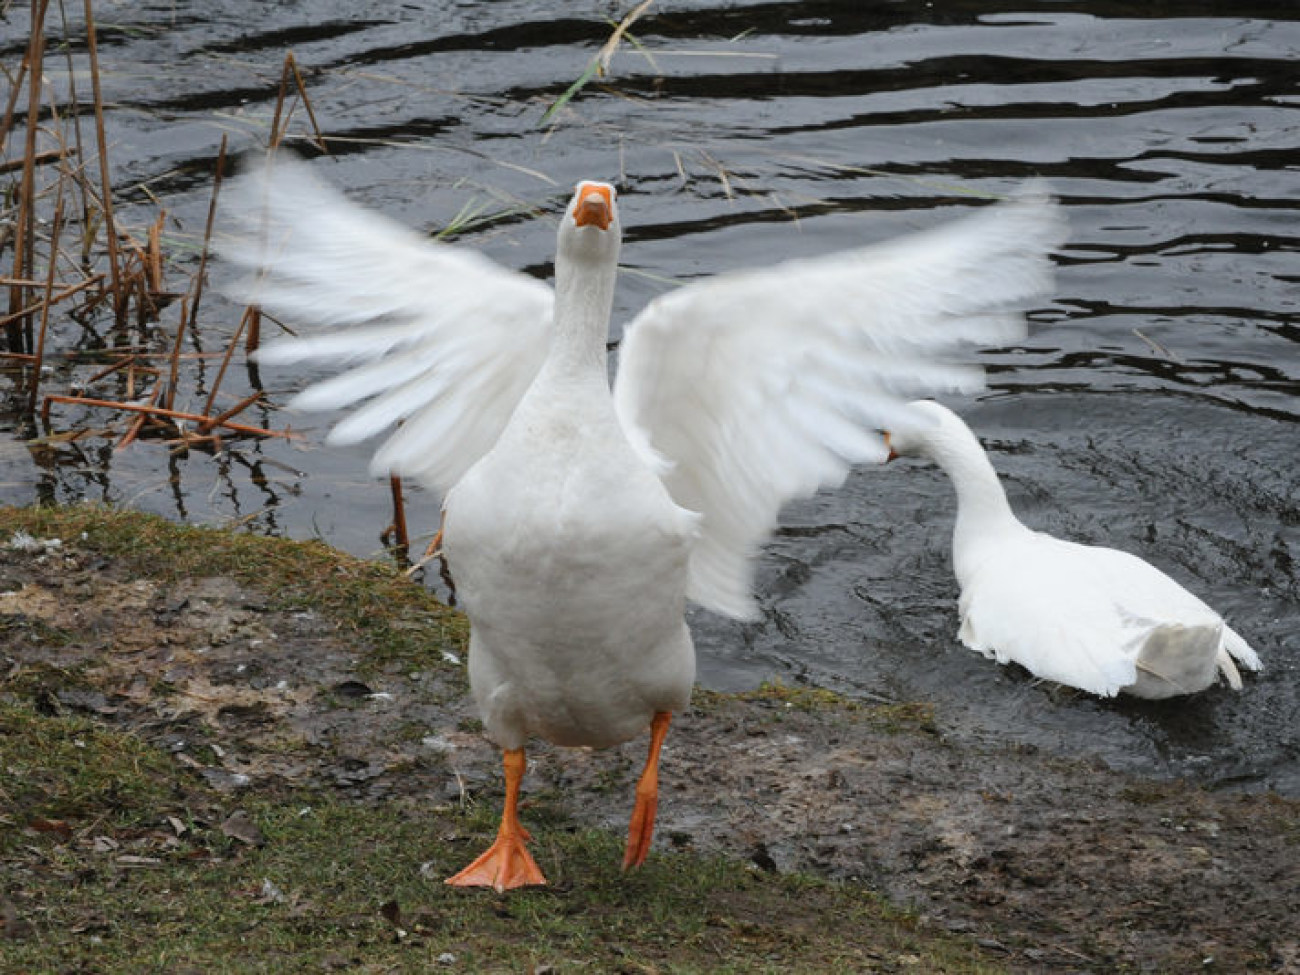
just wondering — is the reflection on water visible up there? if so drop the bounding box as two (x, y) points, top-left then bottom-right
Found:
(1, 1), (1297, 793)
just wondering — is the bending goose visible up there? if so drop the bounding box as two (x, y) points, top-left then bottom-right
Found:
(224, 155), (1065, 890)
(886, 400), (1262, 698)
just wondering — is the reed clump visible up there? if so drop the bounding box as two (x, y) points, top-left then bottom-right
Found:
(0, 0), (299, 456)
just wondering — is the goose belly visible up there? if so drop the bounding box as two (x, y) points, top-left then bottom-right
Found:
(442, 454), (697, 750)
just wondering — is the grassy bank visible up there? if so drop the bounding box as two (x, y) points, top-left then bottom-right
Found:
(1, 504), (1003, 973)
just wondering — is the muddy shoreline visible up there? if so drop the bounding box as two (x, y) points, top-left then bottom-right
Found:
(2, 517), (1296, 972)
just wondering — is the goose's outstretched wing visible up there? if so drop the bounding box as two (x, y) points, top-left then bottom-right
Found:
(613, 187), (1066, 619)
(221, 154), (553, 493)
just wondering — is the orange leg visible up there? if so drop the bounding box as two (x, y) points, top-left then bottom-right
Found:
(446, 748), (546, 892)
(623, 711), (672, 871)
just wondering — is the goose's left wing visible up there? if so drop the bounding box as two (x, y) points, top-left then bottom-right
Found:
(613, 187), (1066, 619)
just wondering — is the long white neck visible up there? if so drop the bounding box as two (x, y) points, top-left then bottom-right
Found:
(919, 417), (1025, 581)
(546, 243), (618, 377)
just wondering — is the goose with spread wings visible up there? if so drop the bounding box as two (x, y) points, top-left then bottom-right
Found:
(224, 156), (1065, 891)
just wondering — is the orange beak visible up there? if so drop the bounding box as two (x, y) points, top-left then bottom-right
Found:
(883, 432), (898, 462)
(573, 183), (613, 230)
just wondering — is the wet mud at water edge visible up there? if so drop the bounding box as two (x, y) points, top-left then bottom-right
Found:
(1, 1), (1298, 799)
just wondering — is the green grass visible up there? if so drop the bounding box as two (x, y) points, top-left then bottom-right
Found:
(1, 503), (468, 673)
(2, 703), (1003, 974)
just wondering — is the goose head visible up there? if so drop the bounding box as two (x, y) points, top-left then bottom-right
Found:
(884, 399), (959, 462)
(559, 181), (621, 267)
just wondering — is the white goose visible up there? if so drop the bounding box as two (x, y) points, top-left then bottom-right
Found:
(885, 400), (1262, 698)
(224, 155), (1065, 890)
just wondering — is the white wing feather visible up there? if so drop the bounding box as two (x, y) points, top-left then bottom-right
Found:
(958, 535), (1148, 695)
(614, 187), (1067, 619)
(220, 154), (553, 493)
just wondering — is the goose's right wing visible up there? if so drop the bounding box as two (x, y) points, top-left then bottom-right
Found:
(221, 154), (554, 493)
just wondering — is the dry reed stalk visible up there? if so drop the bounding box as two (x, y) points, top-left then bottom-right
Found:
(114, 382), (160, 449)
(9, 0), (51, 353)
(269, 52), (328, 152)
(145, 212), (165, 294)
(0, 275), (83, 288)
(80, 353), (140, 387)
(41, 393), (294, 440)
(55, 0), (94, 248)
(0, 148), (66, 175)
(0, 55), (29, 157)
(0, 0), (41, 156)
(81, 0), (124, 323)
(197, 391), (263, 434)
(0, 274), (104, 332)
(287, 54), (329, 153)
(208, 305), (256, 409)
(268, 56), (292, 149)
(127, 258), (151, 329)
(245, 55), (329, 359)
(163, 295), (188, 410)
(404, 516), (446, 578)
(540, 0), (656, 126)
(167, 430), (223, 452)
(183, 134), (226, 370)
(403, 514), (455, 603)
(386, 475), (411, 561)
(245, 306), (263, 354)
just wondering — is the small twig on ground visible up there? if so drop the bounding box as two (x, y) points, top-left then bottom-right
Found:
(405, 512), (456, 602)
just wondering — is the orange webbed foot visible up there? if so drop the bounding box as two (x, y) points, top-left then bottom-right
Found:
(446, 829), (546, 892)
(445, 747), (547, 892)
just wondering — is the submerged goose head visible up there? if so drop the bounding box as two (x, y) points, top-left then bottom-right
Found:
(885, 399), (978, 464)
(883, 399), (1022, 551)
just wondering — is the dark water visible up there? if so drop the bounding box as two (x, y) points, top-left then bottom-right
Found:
(3, 2), (1297, 793)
